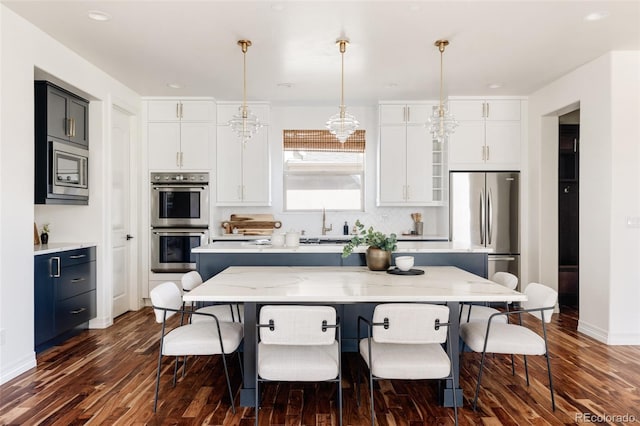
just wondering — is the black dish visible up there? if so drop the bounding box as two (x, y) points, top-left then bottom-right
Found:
(386, 268), (425, 275)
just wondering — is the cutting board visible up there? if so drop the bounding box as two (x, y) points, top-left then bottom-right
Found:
(222, 214), (282, 234)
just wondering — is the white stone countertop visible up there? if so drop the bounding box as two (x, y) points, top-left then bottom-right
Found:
(183, 266), (524, 303)
(34, 242), (97, 256)
(193, 240), (492, 254)
(212, 234), (448, 241)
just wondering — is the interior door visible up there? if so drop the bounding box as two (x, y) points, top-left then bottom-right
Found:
(111, 107), (133, 317)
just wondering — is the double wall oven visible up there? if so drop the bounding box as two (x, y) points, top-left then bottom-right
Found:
(150, 172), (209, 272)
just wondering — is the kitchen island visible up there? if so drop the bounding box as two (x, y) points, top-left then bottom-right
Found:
(193, 240), (492, 279)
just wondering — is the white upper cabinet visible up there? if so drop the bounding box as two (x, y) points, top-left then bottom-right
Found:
(215, 103), (271, 206)
(146, 99), (215, 171)
(148, 100), (214, 122)
(378, 102), (443, 206)
(448, 99), (522, 170)
(379, 103), (433, 125)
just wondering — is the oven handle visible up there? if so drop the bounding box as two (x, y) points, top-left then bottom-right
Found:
(152, 186), (208, 191)
(151, 229), (209, 236)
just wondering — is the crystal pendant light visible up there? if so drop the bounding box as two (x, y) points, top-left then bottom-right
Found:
(228, 40), (262, 143)
(326, 39), (359, 143)
(428, 39), (457, 142)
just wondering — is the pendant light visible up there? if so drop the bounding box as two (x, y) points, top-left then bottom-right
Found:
(428, 39), (457, 141)
(228, 39), (262, 143)
(326, 39), (359, 143)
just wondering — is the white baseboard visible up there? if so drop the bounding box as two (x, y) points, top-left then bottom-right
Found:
(578, 320), (640, 345)
(89, 315), (113, 329)
(0, 352), (36, 385)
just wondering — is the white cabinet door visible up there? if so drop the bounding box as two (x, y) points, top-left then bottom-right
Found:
(379, 105), (407, 125)
(405, 125), (433, 202)
(242, 130), (270, 205)
(180, 122), (213, 170)
(448, 121), (485, 167)
(485, 100), (520, 121)
(179, 101), (214, 122)
(450, 100), (484, 120)
(215, 126), (244, 204)
(405, 104), (433, 124)
(148, 122), (180, 169)
(148, 101), (181, 121)
(485, 121), (521, 167)
(379, 125), (407, 203)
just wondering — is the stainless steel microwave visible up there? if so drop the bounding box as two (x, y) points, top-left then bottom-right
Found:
(35, 140), (89, 205)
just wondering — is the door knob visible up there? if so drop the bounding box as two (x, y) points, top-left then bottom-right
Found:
(126, 234), (134, 240)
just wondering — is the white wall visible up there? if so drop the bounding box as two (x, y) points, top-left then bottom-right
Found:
(214, 105), (450, 238)
(0, 5), (141, 383)
(527, 51), (640, 344)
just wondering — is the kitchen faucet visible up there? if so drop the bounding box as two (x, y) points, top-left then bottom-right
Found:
(321, 208), (333, 235)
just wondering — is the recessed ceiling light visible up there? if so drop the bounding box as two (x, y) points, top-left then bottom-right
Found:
(87, 10), (112, 22)
(488, 83), (502, 89)
(167, 83), (182, 89)
(584, 11), (609, 22)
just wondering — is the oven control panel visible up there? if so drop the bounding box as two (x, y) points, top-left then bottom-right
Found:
(151, 172), (209, 183)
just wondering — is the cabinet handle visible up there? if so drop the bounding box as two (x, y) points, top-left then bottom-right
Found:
(65, 118), (71, 137)
(180, 152), (184, 167)
(71, 118), (76, 137)
(50, 256), (61, 278)
(486, 145), (490, 161)
(176, 103), (180, 119)
(407, 106), (410, 122)
(180, 102), (184, 118)
(573, 138), (577, 153)
(237, 185), (242, 200)
(406, 185), (411, 200)
(70, 307), (87, 315)
(69, 254), (86, 259)
(176, 152), (180, 167)
(486, 102), (490, 118)
(71, 277), (86, 283)
(482, 146), (486, 161)
(481, 103), (486, 118)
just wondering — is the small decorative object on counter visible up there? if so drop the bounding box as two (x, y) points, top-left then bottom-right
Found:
(342, 220), (397, 271)
(343, 221), (349, 235)
(40, 223), (50, 245)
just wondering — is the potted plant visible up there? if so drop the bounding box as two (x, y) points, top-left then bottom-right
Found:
(342, 220), (397, 270)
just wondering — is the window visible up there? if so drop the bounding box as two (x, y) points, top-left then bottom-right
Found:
(283, 129), (365, 211)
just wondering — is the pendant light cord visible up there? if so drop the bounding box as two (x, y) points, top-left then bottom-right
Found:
(339, 40), (346, 119)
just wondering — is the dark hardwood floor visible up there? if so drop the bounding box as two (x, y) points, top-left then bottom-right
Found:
(1, 306), (639, 425)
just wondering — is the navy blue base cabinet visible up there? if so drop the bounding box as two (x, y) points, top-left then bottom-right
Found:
(34, 246), (96, 353)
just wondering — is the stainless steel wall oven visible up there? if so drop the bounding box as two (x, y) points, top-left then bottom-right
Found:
(150, 172), (209, 228)
(150, 172), (209, 272)
(150, 228), (209, 272)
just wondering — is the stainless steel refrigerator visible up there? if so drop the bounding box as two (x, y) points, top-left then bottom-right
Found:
(450, 171), (520, 287)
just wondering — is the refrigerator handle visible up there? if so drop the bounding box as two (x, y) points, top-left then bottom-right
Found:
(487, 188), (493, 245)
(480, 188), (485, 245)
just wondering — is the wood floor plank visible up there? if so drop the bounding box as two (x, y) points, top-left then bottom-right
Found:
(1, 306), (639, 425)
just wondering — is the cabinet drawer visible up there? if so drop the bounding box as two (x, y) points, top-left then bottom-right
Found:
(59, 247), (96, 268)
(56, 290), (96, 333)
(57, 261), (96, 300)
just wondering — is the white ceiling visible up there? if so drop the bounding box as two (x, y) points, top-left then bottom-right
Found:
(3, 0), (640, 104)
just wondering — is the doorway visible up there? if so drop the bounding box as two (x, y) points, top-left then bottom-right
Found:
(558, 110), (579, 309)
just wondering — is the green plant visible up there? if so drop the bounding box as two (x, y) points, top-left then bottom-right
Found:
(342, 220), (397, 257)
(42, 223), (50, 234)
